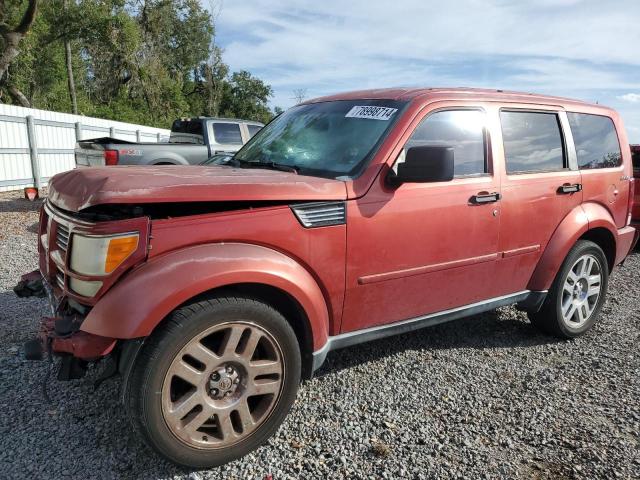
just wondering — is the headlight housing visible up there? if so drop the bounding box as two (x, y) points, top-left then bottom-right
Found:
(70, 233), (139, 276)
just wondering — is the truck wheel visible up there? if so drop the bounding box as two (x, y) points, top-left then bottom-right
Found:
(125, 296), (301, 468)
(528, 240), (609, 338)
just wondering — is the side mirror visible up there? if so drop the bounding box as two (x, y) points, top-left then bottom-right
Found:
(387, 146), (454, 188)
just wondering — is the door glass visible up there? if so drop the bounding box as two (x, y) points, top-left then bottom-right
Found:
(247, 125), (262, 138)
(567, 113), (622, 169)
(404, 110), (487, 176)
(212, 123), (243, 145)
(501, 111), (565, 173)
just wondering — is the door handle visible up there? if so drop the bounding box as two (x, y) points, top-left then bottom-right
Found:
(558, 183), (582, 194)
(470, 191), (501, 204)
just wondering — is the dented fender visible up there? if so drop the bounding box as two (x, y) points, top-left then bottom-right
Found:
(80, 243), (330, 350)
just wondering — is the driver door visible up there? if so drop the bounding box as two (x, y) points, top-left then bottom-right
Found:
(341, 107), (503, 332)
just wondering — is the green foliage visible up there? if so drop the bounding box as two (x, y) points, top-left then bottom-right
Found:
(1, 0), (277, 127)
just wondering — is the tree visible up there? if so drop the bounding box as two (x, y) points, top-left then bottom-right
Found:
(0, 0), (277, 127)
(220, 70), (273, 124)
(292, 88), (307, 104)
(0, 0), (38, 106)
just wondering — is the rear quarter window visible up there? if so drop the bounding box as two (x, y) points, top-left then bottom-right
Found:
(500, 111), (565, 173)
(567, 113), (622, 169)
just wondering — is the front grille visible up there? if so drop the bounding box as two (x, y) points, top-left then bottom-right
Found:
(55, 271), (65, 290)
(291, 202), (346, 228)
(56, 223), (70, 252)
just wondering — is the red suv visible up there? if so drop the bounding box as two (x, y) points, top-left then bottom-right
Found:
(16, 88), (638, 467)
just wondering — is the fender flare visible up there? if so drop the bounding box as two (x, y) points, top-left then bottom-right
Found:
(527, 203), (617, 291)
(146, 150), (189, 165)
(80, 243), (330, 351)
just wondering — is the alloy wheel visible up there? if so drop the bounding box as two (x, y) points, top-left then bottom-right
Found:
(161, 321), (285, 449)
(560, 253), (602, 328)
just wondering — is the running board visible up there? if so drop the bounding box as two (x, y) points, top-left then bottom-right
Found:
(312, 290), (543, 372)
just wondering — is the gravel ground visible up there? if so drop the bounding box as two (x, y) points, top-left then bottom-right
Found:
(0, 190), (639, 479)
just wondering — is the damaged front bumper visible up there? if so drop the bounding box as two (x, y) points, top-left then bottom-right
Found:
(16, 270), (116, 380)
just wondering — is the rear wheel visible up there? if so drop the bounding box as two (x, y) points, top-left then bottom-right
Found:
(125, 296), (301, 468)
(528, 240), (609, 338)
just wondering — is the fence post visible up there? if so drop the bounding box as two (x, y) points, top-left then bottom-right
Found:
(109, 126), (115, 138)
(75, 121), (82, 142)
(136, 129), (141, 142)
(157, 132), (162, 142)
(26, 116), (41, 190)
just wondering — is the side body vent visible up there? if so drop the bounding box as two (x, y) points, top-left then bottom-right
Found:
(291, 202), (346, 228)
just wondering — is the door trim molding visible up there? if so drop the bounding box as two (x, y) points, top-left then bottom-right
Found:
(312, 290), (542, 372)
(357, 253), (499, 285)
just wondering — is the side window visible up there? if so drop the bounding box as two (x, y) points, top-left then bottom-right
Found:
(212, 123), (243, 145)
(633, 149), (640, 173)
(500, 111), (565, 173)
(247, 125), (262, 138)
(567, 113), (622, 169)
(404, 110), (487, 176)
(170, 120), (204, 144)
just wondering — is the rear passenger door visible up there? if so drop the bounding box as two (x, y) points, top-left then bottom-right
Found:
(494, 107), (582, 294)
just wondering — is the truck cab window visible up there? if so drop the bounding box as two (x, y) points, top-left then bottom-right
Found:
(247, 125), (262, 138)
(212, 123), (243, 145)
(169, 119), (205, 144)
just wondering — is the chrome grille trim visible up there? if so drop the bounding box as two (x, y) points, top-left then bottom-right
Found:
(291, 202), (346, 228)
(56, 223), (70, 252)
(55, 272), (65, 290)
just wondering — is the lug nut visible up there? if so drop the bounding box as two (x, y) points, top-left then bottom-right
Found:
(211, 372), (219, 380)
(211, 388), (218, 396)
(226, 366), (234, 373)
(233, 378), (239, 384)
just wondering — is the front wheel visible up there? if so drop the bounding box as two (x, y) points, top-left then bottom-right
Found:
(528, 240), (609, 338)
(125, 296), (301, 468)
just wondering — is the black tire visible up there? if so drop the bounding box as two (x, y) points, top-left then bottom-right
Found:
(125, 296), (301, 468)
(528, 240), (609, 338)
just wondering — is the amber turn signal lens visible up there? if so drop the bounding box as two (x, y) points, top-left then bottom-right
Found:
(105, 235), (138, 273)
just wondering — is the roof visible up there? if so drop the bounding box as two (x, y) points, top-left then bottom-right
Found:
(305, 87), (607, 111)
(175, 117), (264, 126)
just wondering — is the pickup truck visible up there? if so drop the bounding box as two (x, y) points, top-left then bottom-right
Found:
(75, 117), (263, 167)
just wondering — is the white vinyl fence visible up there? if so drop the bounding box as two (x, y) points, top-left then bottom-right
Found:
(0, 104), (170, 192)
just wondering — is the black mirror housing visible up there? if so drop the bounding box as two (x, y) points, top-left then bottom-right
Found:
(387, 146), (454, 187)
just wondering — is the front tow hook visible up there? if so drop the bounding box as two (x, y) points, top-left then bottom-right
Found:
(13, 270), (46, 298)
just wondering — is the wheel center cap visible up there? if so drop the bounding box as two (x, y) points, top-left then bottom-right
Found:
(218, 377), (232, 390)
(208, 364), (241, 399)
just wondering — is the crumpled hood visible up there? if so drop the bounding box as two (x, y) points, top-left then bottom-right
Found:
(48, 165), (347, 212)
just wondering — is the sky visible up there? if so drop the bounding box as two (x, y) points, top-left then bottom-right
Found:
(210, 0), (640, 143)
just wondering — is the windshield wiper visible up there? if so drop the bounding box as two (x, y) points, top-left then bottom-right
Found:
(236, 159), (299, 174)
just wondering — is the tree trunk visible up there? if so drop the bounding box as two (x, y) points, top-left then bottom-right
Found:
(0, 31), (23, 82)
(62, 0), (77, 113)
(0, 0), (38, 82)
(64, 40), (77, 113)
(8, 84), (30, 107)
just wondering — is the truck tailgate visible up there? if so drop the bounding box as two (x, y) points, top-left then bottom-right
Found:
(75, 137), (135, 167)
